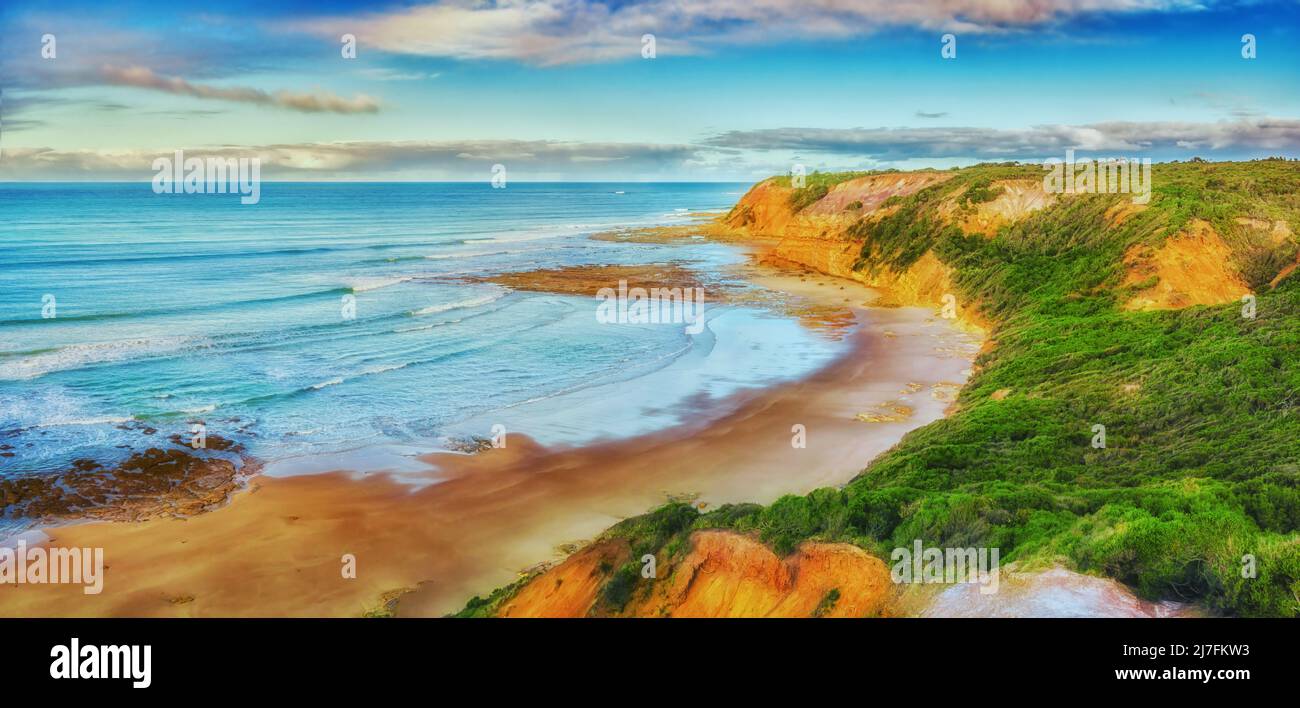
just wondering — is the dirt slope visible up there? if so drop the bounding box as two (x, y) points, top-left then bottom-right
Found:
(497, 540), (630, 618)
(1122, 219), (1252, 310)
(494, 530), (893, 618)
(721, 172), (992, 333)
(940, 178), (1057, 237)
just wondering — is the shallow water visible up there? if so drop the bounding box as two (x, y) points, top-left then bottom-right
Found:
(0, 183), (845, 482)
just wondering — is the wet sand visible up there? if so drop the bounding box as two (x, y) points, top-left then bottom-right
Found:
(0, 266), (981, 618)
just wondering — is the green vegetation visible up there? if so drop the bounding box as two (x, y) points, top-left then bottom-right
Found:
(959, 177), (1004, 206)
(597, 562), (642, 612)
(849, 180), (964, 275)
(812, 588), (841, 617)
(773, 170), (886, 212)
(453, 574), (538, 618)
(469, 160), (1300, 617)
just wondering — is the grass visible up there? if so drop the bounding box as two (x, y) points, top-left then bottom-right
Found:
(771, 170), (905, 212)
(467, 159), (1300, 617)
(812, 588), (841, 617)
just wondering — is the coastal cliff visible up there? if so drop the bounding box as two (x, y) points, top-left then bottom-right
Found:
(718, 169), (1147, 343)
(722, 171), (987, 332)
(460, 160), (1300, 618)
(492, 530), (892, 618)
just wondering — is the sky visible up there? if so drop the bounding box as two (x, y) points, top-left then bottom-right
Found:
(1, 0), (1298, 181)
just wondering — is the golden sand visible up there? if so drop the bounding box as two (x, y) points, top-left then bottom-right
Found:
(2, 245), (980, 619)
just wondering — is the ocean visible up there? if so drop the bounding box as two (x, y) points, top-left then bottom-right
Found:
(0, 182), (848, 486)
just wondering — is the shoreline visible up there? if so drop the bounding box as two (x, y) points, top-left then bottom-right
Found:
(0, 250), (981, 618)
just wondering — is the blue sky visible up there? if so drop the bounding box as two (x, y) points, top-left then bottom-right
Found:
(1, 0), (1298, 180)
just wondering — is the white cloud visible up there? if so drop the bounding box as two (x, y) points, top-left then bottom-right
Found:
(289, 0), (1206, 66)
(356, 68), (442, 81)
(702, 118), (1300, 159)
(0, 139), (716, 180)
(99, 65), (381, 114)
(5, 118), (1295, 181)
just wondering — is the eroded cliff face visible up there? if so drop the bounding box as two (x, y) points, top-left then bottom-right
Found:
(491, 530), (1199, 618)
(494, 531), (893, 618)
(938, 178), (1057, 237)
(722, 171), (1294, 327)
(725, 173), (950, 242)
(722, 172), (994, 333)
(629, 531), (893, 618)
(1122, 219), (1253, 310)
(1271, 254), (1300, 289)
(1235, 217), (1300, 289)
(478, 167), (1300, 619)
(497, 540), (630, 618)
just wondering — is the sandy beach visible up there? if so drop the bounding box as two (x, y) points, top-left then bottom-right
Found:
(1, 254), (981, 618)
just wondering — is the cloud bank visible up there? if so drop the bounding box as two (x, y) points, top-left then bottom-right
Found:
(99, 66), (380, 114)
(703, 119), (1300, 160)
(291, 0), (1210, 65)
(4, 117), (1297, 181)
(0, 139), (712, 180)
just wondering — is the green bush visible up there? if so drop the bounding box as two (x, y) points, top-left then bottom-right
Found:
(463, 161), (1300, 617)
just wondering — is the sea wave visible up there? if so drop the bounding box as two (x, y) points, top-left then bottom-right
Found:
(30, 415), (137, 428)
(0, 388), (136, 432)
(0, 336), (209, 381)
(305, 362), (411, 393)
(460, 226), (589, 244)
(0, 287), (354, 326)
(392, 318), (460, 333)
(0, 239), (472, 271)
(347, 276), (414, 293)
(461, 236), (549, 245)
(408, 291), (507, 317)
(424, 249), (520, 260)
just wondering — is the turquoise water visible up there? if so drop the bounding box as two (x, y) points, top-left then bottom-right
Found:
(0, 183), (846, 482)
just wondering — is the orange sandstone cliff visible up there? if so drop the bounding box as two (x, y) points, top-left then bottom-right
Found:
(472, 164), (1299, 619)
(721, 172), (1038, 334)
(497, 531), (894, 618)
